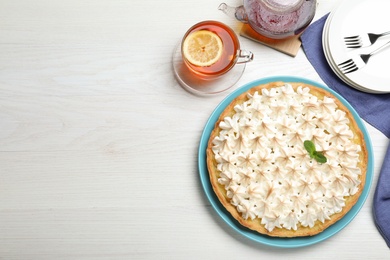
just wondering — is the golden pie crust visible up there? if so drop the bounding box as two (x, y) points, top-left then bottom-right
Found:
(206, 81), (367, 237)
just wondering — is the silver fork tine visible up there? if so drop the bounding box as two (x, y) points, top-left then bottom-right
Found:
(346, 44), (362, 49)
(344, 36), (363, 48)
(344, 36), (359, 41)
(338, 59), (358, 74)
(338, 40), (390, 74)
(345, 43), (362, 48)
(345, 39), (360, 43)
(338, 59), (353, 67)
(344, 39), (360, 44)
(344, 31), (390, 48)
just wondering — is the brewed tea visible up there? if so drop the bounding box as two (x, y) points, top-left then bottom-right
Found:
(181, 21), (240, 78)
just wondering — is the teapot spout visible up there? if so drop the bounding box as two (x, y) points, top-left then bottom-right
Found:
(218, 3), (248, 23)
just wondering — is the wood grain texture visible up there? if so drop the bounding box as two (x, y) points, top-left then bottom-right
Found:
(0, 0), (389, 259)
(240, 24), (302, 57)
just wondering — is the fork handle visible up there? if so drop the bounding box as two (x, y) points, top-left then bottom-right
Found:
(380, 31), (390, 37)
(370, 40), (390, 56)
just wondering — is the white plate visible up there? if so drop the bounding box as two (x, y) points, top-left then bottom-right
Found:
(322, 11), (384, 94)
(326, 0), (390, 93)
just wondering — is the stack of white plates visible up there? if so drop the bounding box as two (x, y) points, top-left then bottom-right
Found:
(323, 0), (390, 94)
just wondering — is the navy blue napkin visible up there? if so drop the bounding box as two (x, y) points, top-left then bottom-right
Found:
(373, 144), (390, 247)
(301, 14), (390, 248)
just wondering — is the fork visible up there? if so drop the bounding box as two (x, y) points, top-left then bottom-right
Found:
(344, 31), (390, 48)
(338, 40), (390, 74)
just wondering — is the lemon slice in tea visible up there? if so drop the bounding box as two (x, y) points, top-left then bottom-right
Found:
(182, 30), (223, 67)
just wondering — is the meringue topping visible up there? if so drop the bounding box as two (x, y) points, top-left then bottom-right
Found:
(211, 83), (362, 232)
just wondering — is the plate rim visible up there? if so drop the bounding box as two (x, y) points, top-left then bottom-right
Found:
(197, 75), (374, 248)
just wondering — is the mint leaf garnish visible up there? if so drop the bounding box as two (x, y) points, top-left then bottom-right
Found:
(304, 140), (327, 164)
(313, 151), (327, 163)
(304, 140), (315, 157)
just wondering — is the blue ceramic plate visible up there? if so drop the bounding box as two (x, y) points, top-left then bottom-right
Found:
(198, 76), (374, 248)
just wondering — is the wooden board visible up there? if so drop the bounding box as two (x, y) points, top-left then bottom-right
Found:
(239, 24), (302, 57)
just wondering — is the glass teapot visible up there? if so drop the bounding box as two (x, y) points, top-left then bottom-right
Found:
(219, 0), (317, 39)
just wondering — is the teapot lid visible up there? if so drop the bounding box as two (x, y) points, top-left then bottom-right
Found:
(263, 0), (304, 12)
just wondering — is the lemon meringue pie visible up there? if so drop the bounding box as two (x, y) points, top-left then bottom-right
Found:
(206, 81), (367, 237)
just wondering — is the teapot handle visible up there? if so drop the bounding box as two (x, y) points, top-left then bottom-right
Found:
(218, 3), (248, 23)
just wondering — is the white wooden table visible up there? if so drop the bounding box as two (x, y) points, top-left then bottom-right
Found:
(0, 0), (388, 259)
